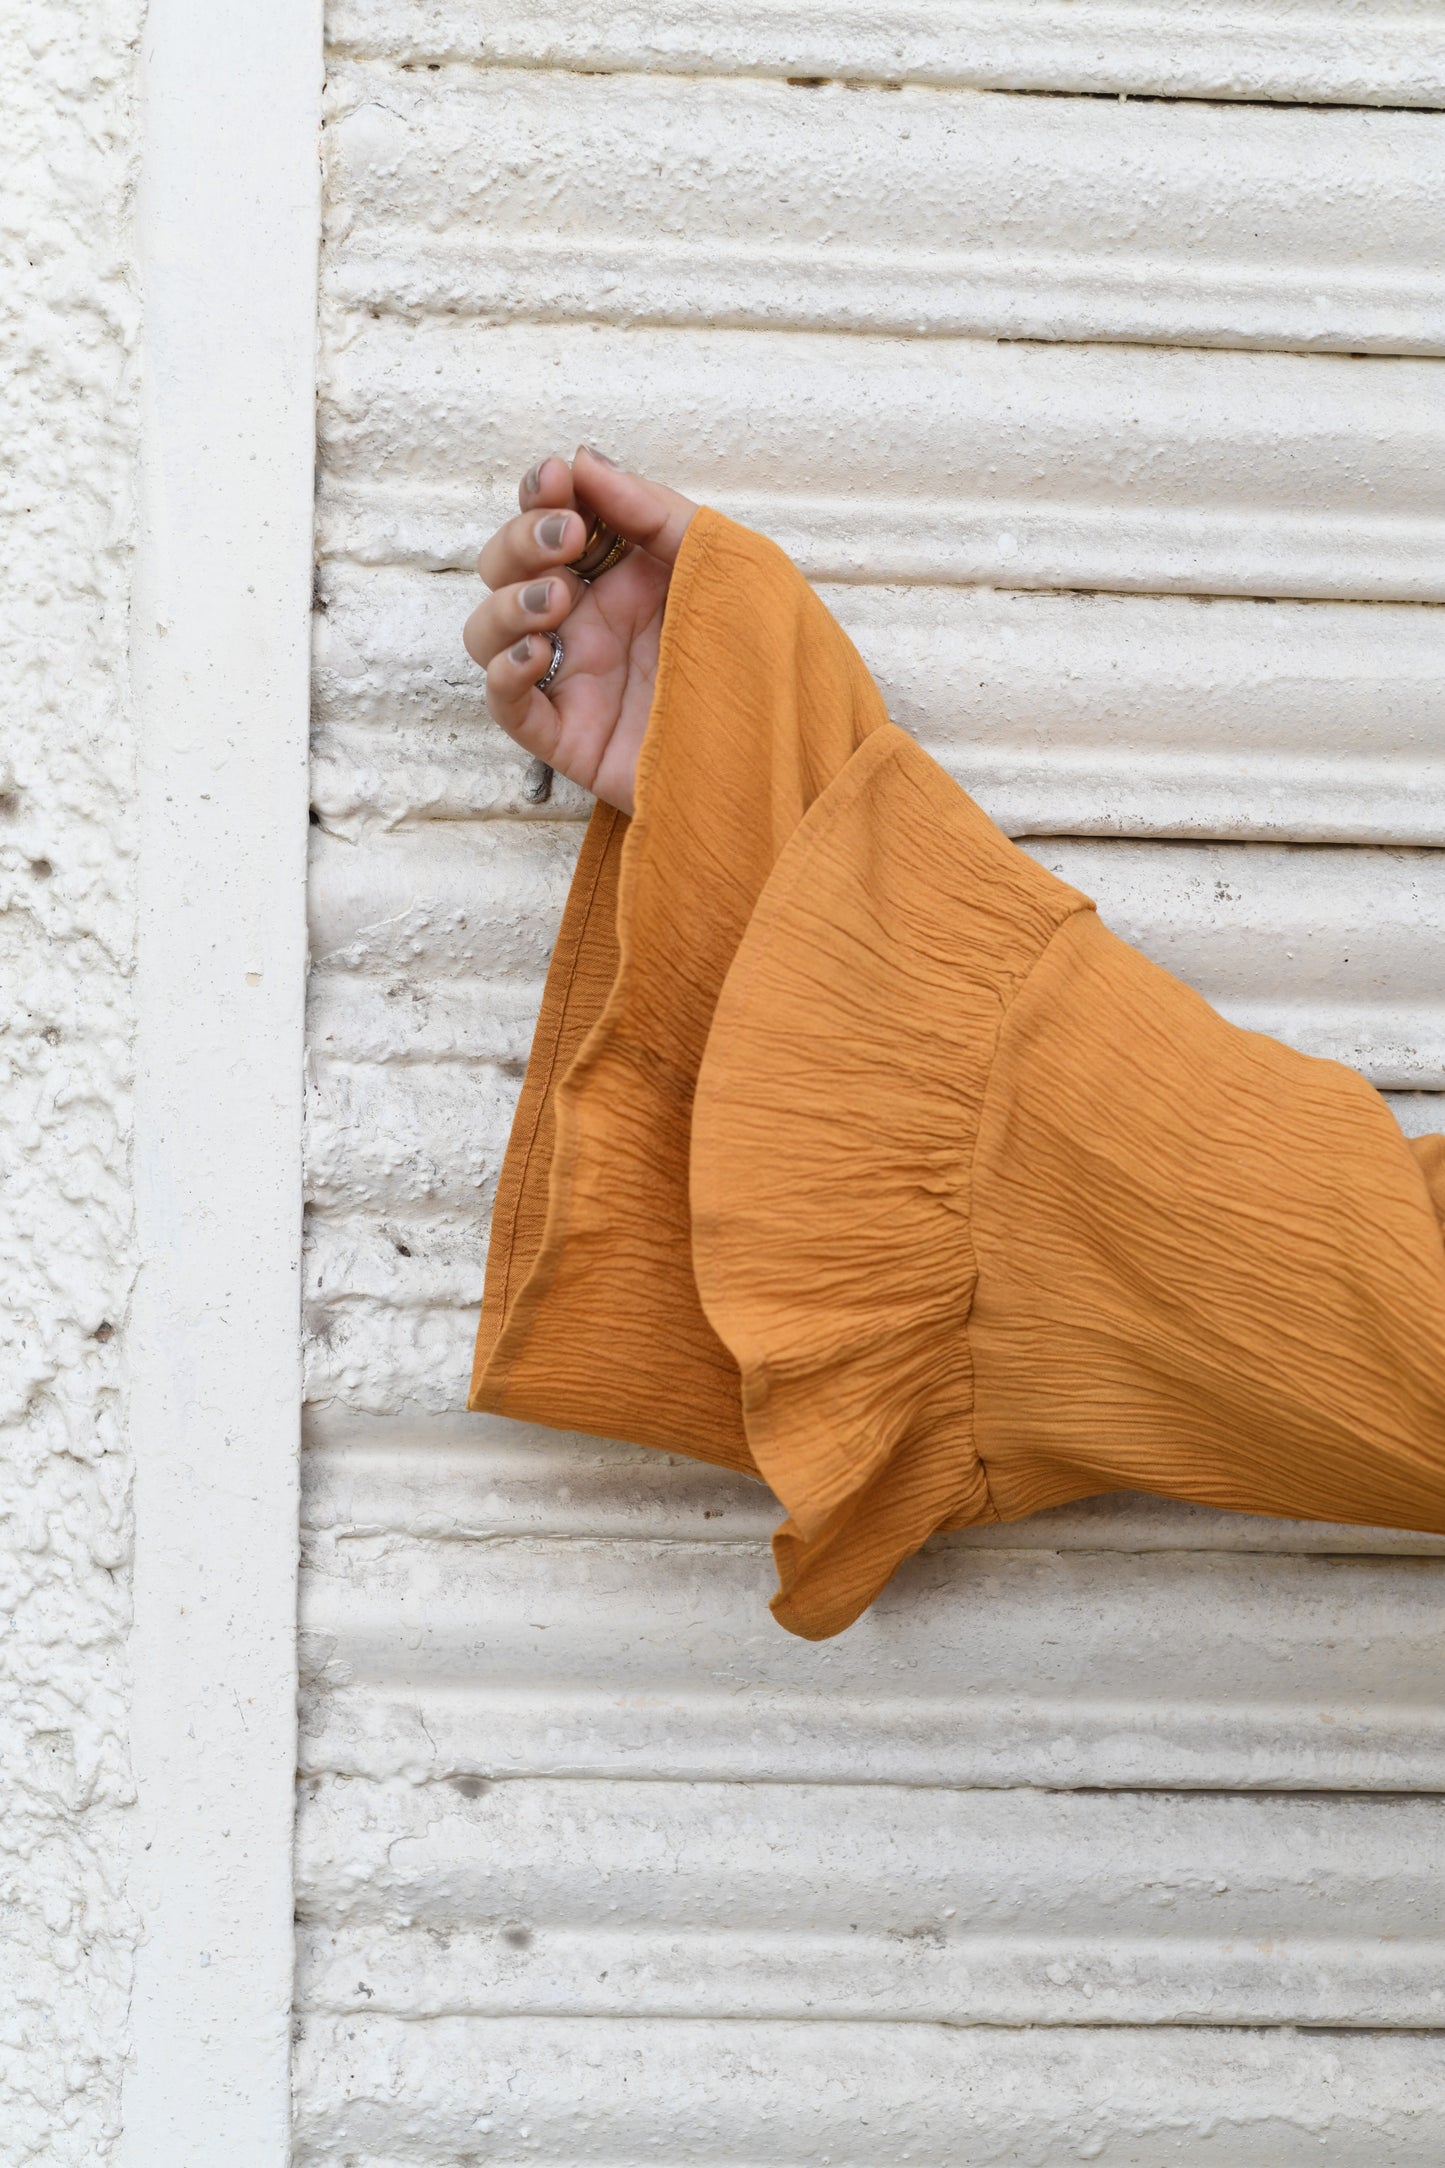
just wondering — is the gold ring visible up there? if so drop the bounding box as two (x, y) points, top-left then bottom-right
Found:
(568, 516), (632, 583)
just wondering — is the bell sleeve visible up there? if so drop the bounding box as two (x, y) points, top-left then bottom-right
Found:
(472, 507), (1445, 1640)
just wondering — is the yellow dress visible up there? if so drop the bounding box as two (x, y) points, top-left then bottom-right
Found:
(472, 508), (1445, 1641)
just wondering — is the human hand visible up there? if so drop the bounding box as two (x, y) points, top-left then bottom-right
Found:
(463, 445), (698, 815)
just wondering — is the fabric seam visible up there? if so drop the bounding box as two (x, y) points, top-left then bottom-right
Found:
(964, 900), (1097, 1521)
(494, 808), (618, 1321)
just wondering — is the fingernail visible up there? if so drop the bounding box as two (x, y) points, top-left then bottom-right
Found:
(521, 580), (553, 614)
(582, 444), (619, 468)
(510, 637), (533, 664)
(537, 512), (571, 549)
(523, 463), (542, 496)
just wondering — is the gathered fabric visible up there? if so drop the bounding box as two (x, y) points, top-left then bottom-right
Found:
(471, 507), (1445, 1640)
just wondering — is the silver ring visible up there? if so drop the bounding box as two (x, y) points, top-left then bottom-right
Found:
(535, 629), (563, 694)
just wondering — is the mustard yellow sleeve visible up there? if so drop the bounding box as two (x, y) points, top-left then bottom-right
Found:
(969, 909), (1445, 1540)
(472, 507), (1445, 1640)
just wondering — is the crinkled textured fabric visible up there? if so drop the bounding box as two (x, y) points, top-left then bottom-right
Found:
(472, 508), (1445, 1640)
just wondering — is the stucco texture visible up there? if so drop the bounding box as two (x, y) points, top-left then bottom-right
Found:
(0, 1), (141, 2157)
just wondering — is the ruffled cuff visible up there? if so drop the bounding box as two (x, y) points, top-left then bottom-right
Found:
(471, 508), (1089, 1636)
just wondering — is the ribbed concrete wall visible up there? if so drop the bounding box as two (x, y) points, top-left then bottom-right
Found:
(329, 0), (1445, 108)
(300, 13), (1445, 2159)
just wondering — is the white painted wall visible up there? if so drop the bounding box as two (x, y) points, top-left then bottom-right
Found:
(6, 2), (1445, 2161)
(299, 13), (1445, 2164)
(0, 4), (142, 2156)
(1, 5), (319, 2161)
(329, 0), (1445, 107)
(122, 2), (320, 2158)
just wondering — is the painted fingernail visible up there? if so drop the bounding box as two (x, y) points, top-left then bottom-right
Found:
(537, 512), (571, 549)
(582, 444), (619, 468)
(521, 580), (554, 614)
(510, 637), (533, 664)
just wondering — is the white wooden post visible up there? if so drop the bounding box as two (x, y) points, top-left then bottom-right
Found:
(122, 2), (321, 2154)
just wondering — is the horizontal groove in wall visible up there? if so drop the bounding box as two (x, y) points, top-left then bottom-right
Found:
(315, 568), (1445, 846)
(292, 2016), (1445, 2163)
(304, 1054), (517, 1216)
(317, 323), (1445, 599)
(306, 821), (578, 988)
(303, 1293), (475, 1414)
(307, 827), (1445, 1083)
(299, 1410), (1445, 1555)
(304, 1218), (486, 1313)
(324, 0), (1445, 109)
(298, 1537), (1445, 1789)
(295, 1774), (1445, 2025)
(324, 68), (1445, 353)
